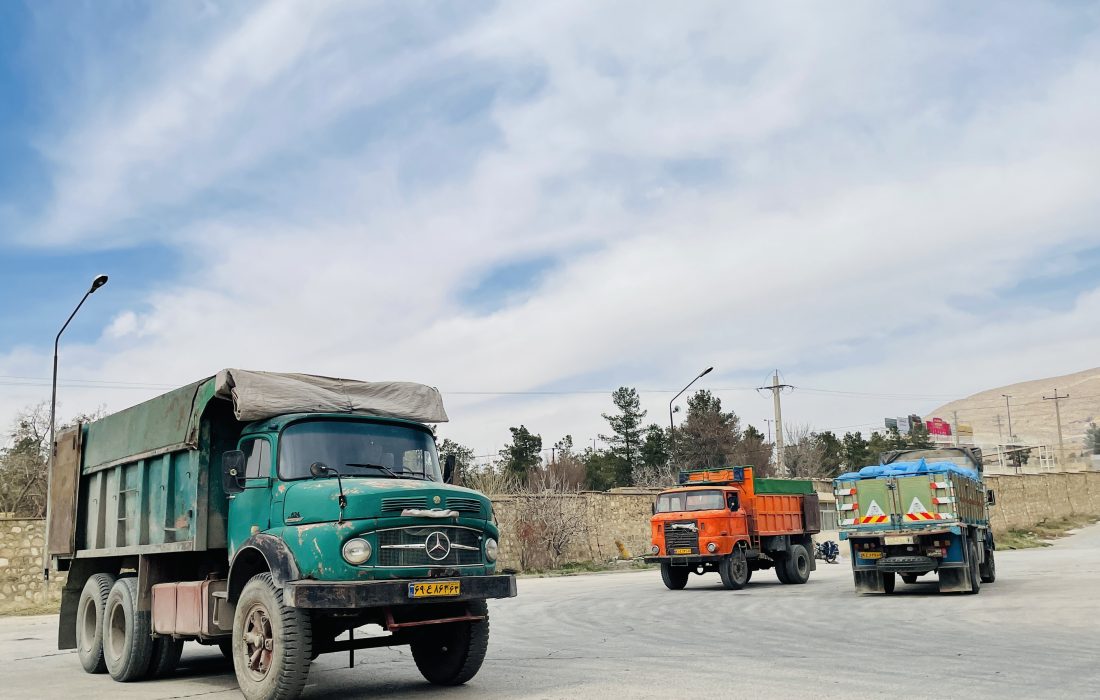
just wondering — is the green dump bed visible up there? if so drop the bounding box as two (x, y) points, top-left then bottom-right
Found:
(754, 478), (815, 495)
(48, 377), (240, 561)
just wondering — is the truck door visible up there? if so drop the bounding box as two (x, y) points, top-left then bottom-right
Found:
(227, 436), (274, 555)
(852, 478), (901, 530)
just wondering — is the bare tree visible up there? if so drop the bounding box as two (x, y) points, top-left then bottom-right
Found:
(783, 423), (827, 479)
(513, 469), (589, 570)
(463, 463), (520, 496)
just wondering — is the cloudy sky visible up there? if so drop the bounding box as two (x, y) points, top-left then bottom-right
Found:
(1, 1), (1098, 460)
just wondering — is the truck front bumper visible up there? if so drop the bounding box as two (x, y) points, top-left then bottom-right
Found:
(644, 555), (723, 566)
(284, 574), (517, 609)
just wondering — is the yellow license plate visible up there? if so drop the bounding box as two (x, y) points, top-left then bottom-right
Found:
(673, 548), (693, 555)
(408, 581), (461, 598)
(859, 551), (883, 559)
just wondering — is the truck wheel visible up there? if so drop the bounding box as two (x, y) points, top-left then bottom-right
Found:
(233, 573), (313, 700)
(881, 572), (896, 594)
(774, 556), (791, 584)
(76, 572), (116, 674)
(784, 545), (811, 584)
(146, 636), (184, 679)
(980, 548), (996, 584)
(104, 576), (154, 682)
(744, 567), (752, 584)
(411, 599), (490, 685)
(660, 564), (689, 590)
(901, 573), (918, 584)
(718, 549), (749, 590)
(967, 540), (982, 595)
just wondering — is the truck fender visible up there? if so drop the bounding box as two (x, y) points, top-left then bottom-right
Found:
(227, 533), (300, 604)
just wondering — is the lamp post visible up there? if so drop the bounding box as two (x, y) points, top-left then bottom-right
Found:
(44, 274), (109, 584)
(668, 367), (713, 468)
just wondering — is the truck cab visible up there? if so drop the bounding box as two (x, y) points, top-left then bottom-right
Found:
(645, 467), (820, 591)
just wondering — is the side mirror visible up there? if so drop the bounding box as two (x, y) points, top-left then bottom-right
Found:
(986, 490), (996, 506)
(222, 450), (246, 495)
(651, 502), (656, 516)
(310, 461), (331, 478)
(443, 454), (458, 484)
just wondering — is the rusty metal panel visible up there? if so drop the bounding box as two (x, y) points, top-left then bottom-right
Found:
(152, 583), (178, 635)
(201, 579), (231, 636)
(175, 581), (204, 636)
(48, 425), (82, 557)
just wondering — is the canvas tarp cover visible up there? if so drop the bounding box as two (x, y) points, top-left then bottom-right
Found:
(214, 369), (448, 423)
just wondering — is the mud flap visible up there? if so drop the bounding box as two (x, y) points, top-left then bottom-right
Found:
(853, 570), (885, 594)
(937, 567), (971, 593)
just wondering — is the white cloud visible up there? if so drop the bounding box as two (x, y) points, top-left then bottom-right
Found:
(3, 2), (1100, 457)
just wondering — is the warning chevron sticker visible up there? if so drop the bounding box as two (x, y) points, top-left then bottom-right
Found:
(908, 497), (928, 514)
(865, 500), (885, 516)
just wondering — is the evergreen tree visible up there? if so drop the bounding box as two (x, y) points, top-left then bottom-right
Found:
(730, 424), (773, 476)
(498, 425), (542, 479)
(842, 431), (870, 470)
(816, 430), (844, 477)
(438, 438), (475, 473)
(640, 424), (671, 472)
(599, 387), (646, 481)
(675, 390), (740, 470)
(1085, 422), (1100, 455)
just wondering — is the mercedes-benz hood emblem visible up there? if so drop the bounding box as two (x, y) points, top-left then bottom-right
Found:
(425, 531), (451, 561)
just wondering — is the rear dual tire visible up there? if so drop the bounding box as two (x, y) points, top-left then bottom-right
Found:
(103, 577), (154, 682)
(76, 573), (117, 674)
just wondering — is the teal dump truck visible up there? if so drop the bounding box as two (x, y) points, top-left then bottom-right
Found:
(46, 369), (515, 700)
(834, 448), (996, 595)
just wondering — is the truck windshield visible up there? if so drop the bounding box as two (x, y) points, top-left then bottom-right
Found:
(656, 490), (725, 513)
(279, 421), (441, 482)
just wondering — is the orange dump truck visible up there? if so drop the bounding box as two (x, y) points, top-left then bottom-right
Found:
(644, 467), (821, 590)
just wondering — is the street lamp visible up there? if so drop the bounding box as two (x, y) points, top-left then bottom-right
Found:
(669, 366), (713, 467)
(44, 274), (109, 582)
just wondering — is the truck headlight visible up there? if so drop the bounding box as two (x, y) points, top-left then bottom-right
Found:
(342, 538), (372, 565)
(485, 537), (498, 563)
(707, 542), (718, 553)
(652, 545), (660, 554)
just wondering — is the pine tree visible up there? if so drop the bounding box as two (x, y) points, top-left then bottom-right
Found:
(599, 387), (646, 483)
(498, 425), (542, 480)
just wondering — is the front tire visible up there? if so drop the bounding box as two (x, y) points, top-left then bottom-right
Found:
(718, 549), (749, 590)
(901, 573), (918, 584)
(233, 573), (313, 700)
(660, 564), (689, 590)
(410, 599), (490, 686)
(76, 573), (116, 674)
(104, 577), (153, 682)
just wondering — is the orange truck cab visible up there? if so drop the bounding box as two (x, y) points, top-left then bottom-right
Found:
(644, 467), (821, 590)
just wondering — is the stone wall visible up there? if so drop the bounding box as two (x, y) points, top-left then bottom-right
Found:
(2, 473), (1099, 612)
(985, 472), (1100, 534)
(0, 518), (65, 614)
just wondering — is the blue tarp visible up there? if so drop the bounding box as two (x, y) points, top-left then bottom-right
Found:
(833, 458), (980, 483)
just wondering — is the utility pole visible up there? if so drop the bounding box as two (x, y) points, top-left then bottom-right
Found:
(764, 419), (774, 443)
(1043, 389), (1069, 467)
(1002, 395), (1014, 441)
(759, 371), (793, 476)
(952, 410), (959, 447)
(995, 414), (1004, 443)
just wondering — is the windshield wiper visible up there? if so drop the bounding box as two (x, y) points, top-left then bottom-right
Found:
(344, 463), (399, 478)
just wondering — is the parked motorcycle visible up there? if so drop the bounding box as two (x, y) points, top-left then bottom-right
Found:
(815, 540), (840, 564)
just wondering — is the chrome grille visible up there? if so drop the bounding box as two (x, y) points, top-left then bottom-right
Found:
(663, 521), (699, 554)
(377, 526), (483, 567)
(381, 497), (428, 513)
(447, 497), (484, 515)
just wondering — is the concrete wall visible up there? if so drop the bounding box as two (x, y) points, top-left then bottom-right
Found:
(0, 518), (65, 614)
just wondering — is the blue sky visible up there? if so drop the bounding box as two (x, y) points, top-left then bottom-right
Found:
(1, 1), (1099, 455)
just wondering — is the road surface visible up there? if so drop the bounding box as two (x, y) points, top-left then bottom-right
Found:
(3, 525), (1099, 699)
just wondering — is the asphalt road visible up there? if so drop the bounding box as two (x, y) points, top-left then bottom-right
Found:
(4, 525), (1099, 699)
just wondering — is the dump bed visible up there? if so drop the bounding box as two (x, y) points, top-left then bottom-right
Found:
(751, 493), (821, 535)
(47, 378), (238, 561)
(834, 459), (988, 533)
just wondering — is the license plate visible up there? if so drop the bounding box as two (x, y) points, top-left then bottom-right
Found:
(408, 581), (461, 598)
(673, 548), (693, 555)
(885, 536), (915, 546)
(859, 551), (883, 559)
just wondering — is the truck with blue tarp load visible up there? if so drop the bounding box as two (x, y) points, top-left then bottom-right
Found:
(833, 447), (996, 595)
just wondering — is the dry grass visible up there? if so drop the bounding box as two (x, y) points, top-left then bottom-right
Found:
(999, 515), (1100, 550)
